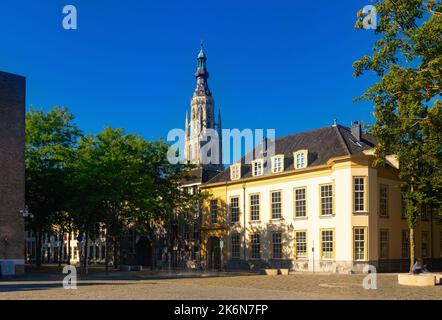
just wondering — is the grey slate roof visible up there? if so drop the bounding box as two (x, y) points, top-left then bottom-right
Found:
(181, 167), (224, 186)
(205, 125), (376, 185)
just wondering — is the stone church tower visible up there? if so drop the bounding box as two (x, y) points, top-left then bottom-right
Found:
(184, 45), (223, 172)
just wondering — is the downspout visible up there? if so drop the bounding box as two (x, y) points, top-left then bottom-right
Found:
(243, 182), (246, 263)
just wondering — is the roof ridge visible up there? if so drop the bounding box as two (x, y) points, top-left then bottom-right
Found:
(274, 125), (337, 141)
(334, 125), (352, 155)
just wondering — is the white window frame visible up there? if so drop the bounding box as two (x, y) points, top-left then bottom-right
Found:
(252, 159), (264, 176)
(354, 177), (366, 212)
(294, 150), (308, 169)
(230, 164), (241, 180)
(271, 155), (284, 173)
(295, 231), (307, 259)
(250, 193), (260, 221)
(354, 227), (366, 261)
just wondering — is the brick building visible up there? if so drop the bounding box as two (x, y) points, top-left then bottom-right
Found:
(0, 71), (26, 277)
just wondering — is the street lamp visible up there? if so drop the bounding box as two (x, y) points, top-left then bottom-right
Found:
(20, 207), (34, 263)
(20, 206), (34, 219)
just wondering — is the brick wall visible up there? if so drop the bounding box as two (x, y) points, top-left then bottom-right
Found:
(0, 71), (25, 276)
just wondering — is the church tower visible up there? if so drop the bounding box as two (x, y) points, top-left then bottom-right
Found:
(184, 44), (223, 171)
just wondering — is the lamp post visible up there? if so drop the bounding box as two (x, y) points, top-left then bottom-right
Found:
(20, 206), (34, 263)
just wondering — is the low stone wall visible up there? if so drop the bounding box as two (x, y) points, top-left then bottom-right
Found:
(398, 274), (438, 286)
(227, 259), (381, 274)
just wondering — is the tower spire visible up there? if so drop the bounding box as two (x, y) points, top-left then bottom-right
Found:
(185, 111), (189, 138)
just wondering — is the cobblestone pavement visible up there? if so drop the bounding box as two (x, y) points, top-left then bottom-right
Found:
(0, 272), (441, 300)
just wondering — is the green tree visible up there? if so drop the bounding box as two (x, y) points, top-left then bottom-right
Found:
(354, 0), (442, 271)
(75, 127), (206, 271)
(25, 106), (82, 267)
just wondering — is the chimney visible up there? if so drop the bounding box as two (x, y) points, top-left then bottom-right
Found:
(351, 121), (362, 141)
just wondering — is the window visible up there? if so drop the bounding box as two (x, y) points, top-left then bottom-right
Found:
(192, 246), (199, 260)
(295, 231), (307, 259)
(354, 177), (365, 212)
(379, 230), (389, 259)
(294, 150), (308, 169)
(354, 228), (366, 261)
(421, 204), (430, 221)
(210, 200), (218, 224)
(295, 188), (306, 218)
(231, 234), (240, 258)
(272, 155), (284, 173)
(421, 231), (429, 258)
(230, 197), (240, 223)
(271, 191), (282, 219)
(251, 234), (260, 259)
(402, 230), (410, 258)
(250, 194), (260, 221)
(95, 245), (100, 260)
(252, 160), (263, 176)
(321, 229), (334, 260)
(379, 184), (388, 217)
(320, 184), (333, 216)
(272, 232), (282, 259)
(192, 224), (200, 241)
(230, 164), (241, 180)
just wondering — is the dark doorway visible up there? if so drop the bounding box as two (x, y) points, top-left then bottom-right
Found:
(135, 236), (152, 267)
(208, 237), (221, 270)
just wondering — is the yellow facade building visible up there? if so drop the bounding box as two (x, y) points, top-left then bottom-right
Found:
(200, 123), (442, 273)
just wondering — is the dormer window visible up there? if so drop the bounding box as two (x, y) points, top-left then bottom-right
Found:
(252, 159), (264, 176)
(271, 155), (284, 173)
(294, 150), (308, 169)
(230, 164), (241, 180)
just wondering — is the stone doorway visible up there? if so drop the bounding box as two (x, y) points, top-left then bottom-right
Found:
(208, 237), (221, 270)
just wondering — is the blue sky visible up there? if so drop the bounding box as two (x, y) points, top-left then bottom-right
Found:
(1, 0), (379, 143)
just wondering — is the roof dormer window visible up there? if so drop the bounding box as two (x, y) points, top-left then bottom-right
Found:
(230, 164), (241, 180)
(294, 150), (308, 169)
(271, 155), (284, 173)
(252, 159), (264, 176)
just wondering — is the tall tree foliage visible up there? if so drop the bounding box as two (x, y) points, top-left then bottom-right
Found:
(25, 107), (82, 267)
(354, 0), (442, 270)
(26, 108), (205, 270)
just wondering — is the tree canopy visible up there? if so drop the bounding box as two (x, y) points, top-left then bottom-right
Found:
(354, 0), (442, 269)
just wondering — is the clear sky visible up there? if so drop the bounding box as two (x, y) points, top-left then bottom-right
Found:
(1, 0), (379, 142)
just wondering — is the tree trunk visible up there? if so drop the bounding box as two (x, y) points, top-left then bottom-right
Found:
(35, 231), (42, 269)
(113, 235), (118, 269)
(58, 229), (63, 267)
(409, 227), (415, 273)
(105, 233), (109, 275)
(84, 230), (89, 275)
